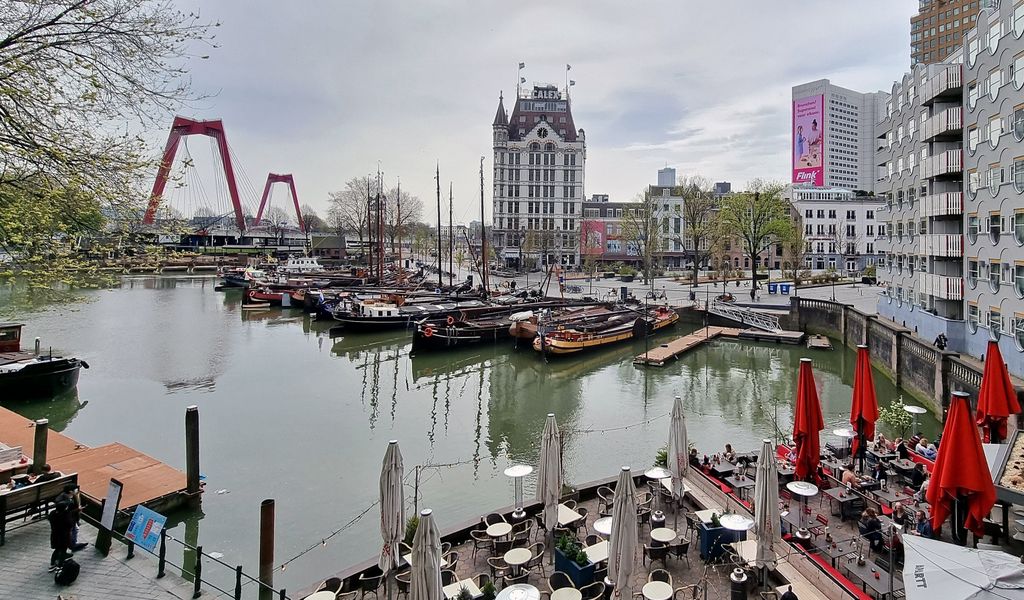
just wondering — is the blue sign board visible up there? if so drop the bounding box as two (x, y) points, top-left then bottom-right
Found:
(125, 505), (167, 552)
(767, 283), (778, 295)
(780, 284), (791, 295)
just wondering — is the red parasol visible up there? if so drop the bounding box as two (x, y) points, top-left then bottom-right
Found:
(975, 339), (1021, 443)
(793, 358), (824, 482)
(849, 345), (879, 461)
(927, 391), (997, 539)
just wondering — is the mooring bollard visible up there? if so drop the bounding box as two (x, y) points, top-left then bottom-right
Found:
(193, 544), (202, 598)
(258, 499), (275, 600)
(157, 528), (167, 578)
(234, 565), (243, 600)
(185, 406), (201, 497)
(31, 419), (48, 474)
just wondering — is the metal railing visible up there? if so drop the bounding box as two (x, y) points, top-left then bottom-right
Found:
(707, 299), (781, 333)
(81, 513), (291, 599)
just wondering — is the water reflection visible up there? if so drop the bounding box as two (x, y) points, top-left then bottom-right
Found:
(6, 388), (86, 432)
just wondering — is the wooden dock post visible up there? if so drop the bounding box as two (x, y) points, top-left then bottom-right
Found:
(185, 406), (200, 496)
(31, 418), (48, 473)
(259, 499), (276, 600)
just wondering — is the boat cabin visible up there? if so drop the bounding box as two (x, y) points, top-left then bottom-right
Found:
(354, 299), (401, 318)
(281, 256), (324, 274)
(0, 323), (23, 352)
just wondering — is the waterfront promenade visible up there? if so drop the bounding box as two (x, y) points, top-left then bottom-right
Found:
(0, 520), (223, 600)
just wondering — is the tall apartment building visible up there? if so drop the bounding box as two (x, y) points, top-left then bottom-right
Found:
(791, 80), (888, 193)
(911, 0), (982, 67)
(876, 59), (965, 343)
(783, 186), (886, 273)
(961, 2), (1024, 373)
(657, 167), (676, 187)
(491, 84), (586, 269)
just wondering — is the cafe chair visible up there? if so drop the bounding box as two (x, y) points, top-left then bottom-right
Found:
(357, 566), (384, 600)
(441, 542), (452, 555)
(473, 573), (491, 590)
(642, 543), (669, 568)
(637, 508), (652, 536)
(673, 584), (702, 600)
(809, 514), (828, 541)
(572, 507), (590, 533)
(593, 563), (608, 582)
(553, 526), (576, 543)
(505, 568), (532, 586)
(485, 513), (507, 527)
(669, 540), (691, 568)
(399, 542), (413, 559)
(548, 571), (575, 593)
(316, 578), (343, 594)
(441, 570), (458, 587)
(648, 569), (672, 586)
(442, 551), (459, 573)
(597, 486), (615, 514)
(493, 538), (514, 557)
(486, 557), (509, 584)
(337, 592), (359, 600)
(579, 581), (605, 600)
(526, 542), (547, 577)
(562, 499), (578, 511)
(394, 571), (411, 599)
(471, 529), (492, 559)
(585, 534), (602, 547)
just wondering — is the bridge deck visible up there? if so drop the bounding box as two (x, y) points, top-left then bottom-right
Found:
(633, 326), (742, 366)
(0, 406), (191, 513)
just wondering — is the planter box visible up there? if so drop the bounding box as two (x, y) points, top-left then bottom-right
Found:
(619, 275), (635, 282)
(554, 548), (596, 588)
(697, 522), (744, 562)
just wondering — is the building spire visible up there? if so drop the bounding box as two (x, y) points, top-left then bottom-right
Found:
(493, 91), (508, 127)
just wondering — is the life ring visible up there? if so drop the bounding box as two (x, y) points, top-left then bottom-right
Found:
(446, 315), (455, 326)
(423, 326), (434, 337)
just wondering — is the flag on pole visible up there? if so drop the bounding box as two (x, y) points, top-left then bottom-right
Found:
(569, 80), (576, 86)
(518, 62), (525, 70)
(520, 77), (526, 84)
(566, 64), (572, 71)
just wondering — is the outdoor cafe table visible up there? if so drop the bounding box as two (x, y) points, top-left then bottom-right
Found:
(650, 527), (676, 544)
(504, 547), (532, 575)
(823, 487), (862, 521)
(867, 447), (898, 462)
(727, 539), (758, 565)
(776, 465), (796, 481)
(694, 509), (722, 524)
(641, 581), (673, 600)
(840, 555), (904, 598)
(781, 509), (805, 533)
(724, 475), (755, 499)
(710, 462), (737, 477)
(444, 579), (483, 600)
(583, 540), (608, 563)
(593, 516), (612, 536)
(558, 503), (584, 527)
(486, 522), (513, 538)
(890, 459), (916, 476)
(551, 589), (582, 600)
(496, 584), (541, 600)
(821, 458), (845, 473)
(872, 487), (911, 507)
(819, 537), (859, 567)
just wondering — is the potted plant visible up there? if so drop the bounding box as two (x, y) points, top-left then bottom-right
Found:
(618, 266), (636, 282)
(697, 512), (741, 562)
(554, 534), (596, 587)
(403, 515), (419, 545)
(481, 582), (497, 600)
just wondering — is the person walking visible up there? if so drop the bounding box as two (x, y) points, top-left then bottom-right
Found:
(47, 499), (73, 572)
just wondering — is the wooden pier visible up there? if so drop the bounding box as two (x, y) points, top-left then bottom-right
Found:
(0, 406), (194, 515)
(634, 325), (806, 366)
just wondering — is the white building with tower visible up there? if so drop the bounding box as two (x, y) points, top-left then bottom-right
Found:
(491, 83), (586, 268)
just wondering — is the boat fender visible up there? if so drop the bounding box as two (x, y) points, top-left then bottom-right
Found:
(81, 361), (90, 369)
(423, 326), (434, 338)
(446, 315), (455, 326)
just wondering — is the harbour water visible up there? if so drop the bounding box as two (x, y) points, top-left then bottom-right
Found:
(3, 276), (939, 590)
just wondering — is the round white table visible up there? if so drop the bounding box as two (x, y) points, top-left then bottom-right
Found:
(719, 514), (754, 531)
(305, 593), (337, 600)
(650, 527), (676, 543)
(504, 547), (532, 574)
(593, 516), (612, 536)
(644, 466), (672, 480)
(904, 405), (927, 435)
(551, 588), (582, 600)
(641, 581), (673, 600)
(497, 584), (541, 600)
(487, 522), (513, 538)
(786, 481), (819, 497)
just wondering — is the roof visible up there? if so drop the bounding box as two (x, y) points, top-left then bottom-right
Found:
(0, 323), (24, 329)
(493, 94), (508, 127)
(505, 86), (579, 142)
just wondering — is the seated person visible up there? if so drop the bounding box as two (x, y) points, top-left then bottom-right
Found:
(723, 444), (735, 462)
(916, 473), (931, 502)
(779, 586), (799, 600)
(874, 433), (890, 451)
(895, 438), (910, 460)
(859, 508), (884, 552)
(870, 461), (887, 483)
(914, 437), (930, 455)
(914, 510), (934, 538)
(909, 463), (926, 490)
(891, 502), (912, 529)
(31, 464), (62, 484)
(841, 464), (861, 489)
(922, 444), (937, 460)
(689, 448), (701, 468)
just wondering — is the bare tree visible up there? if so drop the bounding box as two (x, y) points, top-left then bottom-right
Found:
(620, 188), (665, 294)
(383, 188), (423, 252)
(716, 180), (790, 300)
(673, 175), (717, 287)
(781, 218), (810, 292)
(325, 206), (346, 257)
(327, 176), (372, 246)
(300, 203), (325, 232)
(829, 216), (864, 277)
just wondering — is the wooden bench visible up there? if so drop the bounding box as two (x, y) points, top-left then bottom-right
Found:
(0, 472), (78, 545)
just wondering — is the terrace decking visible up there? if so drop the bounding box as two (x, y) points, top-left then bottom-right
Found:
(0, 406), (192, 515)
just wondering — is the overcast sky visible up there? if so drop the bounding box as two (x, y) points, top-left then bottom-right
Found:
(164, 0), (917, 224)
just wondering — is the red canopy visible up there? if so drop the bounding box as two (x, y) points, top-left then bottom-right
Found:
(849, 345), (879, 458)
(976, 339), (1021, 443)
(927, 391), (996, 538)
(793, 358), (824, 482)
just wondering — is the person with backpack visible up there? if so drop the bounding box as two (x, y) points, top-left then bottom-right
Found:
(48, 499), (73, 572)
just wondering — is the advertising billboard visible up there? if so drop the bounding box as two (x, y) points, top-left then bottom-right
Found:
(792, 95), (823, 186)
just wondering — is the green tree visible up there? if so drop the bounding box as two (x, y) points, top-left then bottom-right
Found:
(716, 180), (790, 299)
(781, 219), (809, 291)
(0, 1), (214, 287)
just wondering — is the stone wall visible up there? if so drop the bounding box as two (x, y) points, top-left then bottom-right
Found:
(790, 297), (999, 419)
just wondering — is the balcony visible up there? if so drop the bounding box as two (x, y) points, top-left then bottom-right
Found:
(922, 150), (963, 179)
(922, 107), (963, 142)
(917, 233), (964, 258)
(921, 64), (963, 105)
(919, 192), (963, 218)
(921, 273), (964, 301)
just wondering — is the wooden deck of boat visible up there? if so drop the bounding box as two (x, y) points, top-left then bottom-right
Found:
(633, 326), (741, 366)
(0, 406), (190, 512)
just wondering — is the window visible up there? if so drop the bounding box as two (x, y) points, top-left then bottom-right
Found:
(1015, 3), (1024, 37)
(866, 210), (874, 220)
(816, 210), (825, 219)
(991, 116), (1004, 147)
(969, 82), (980, 108)
(968, 214), (980, 243)
(969, 170), (981, 197)
(968, 37), (980, 66)
(969, 126), (981, 153)
(991, 308), (1003, 339)
(805, 209), (813, 218)
(968, 303), (980, 333)
(828, 210), (836, 219)
(989, 21), (1003, 54)
(1017, 265), (1024, 299)
(991, 262), (1002, 292)
(867, 224), (875, 237)
(991, 213), (1002, 244)
(990, 69), (1003, 99)
(989, 165), (1004, 194)
(969, 259), (979, 288)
